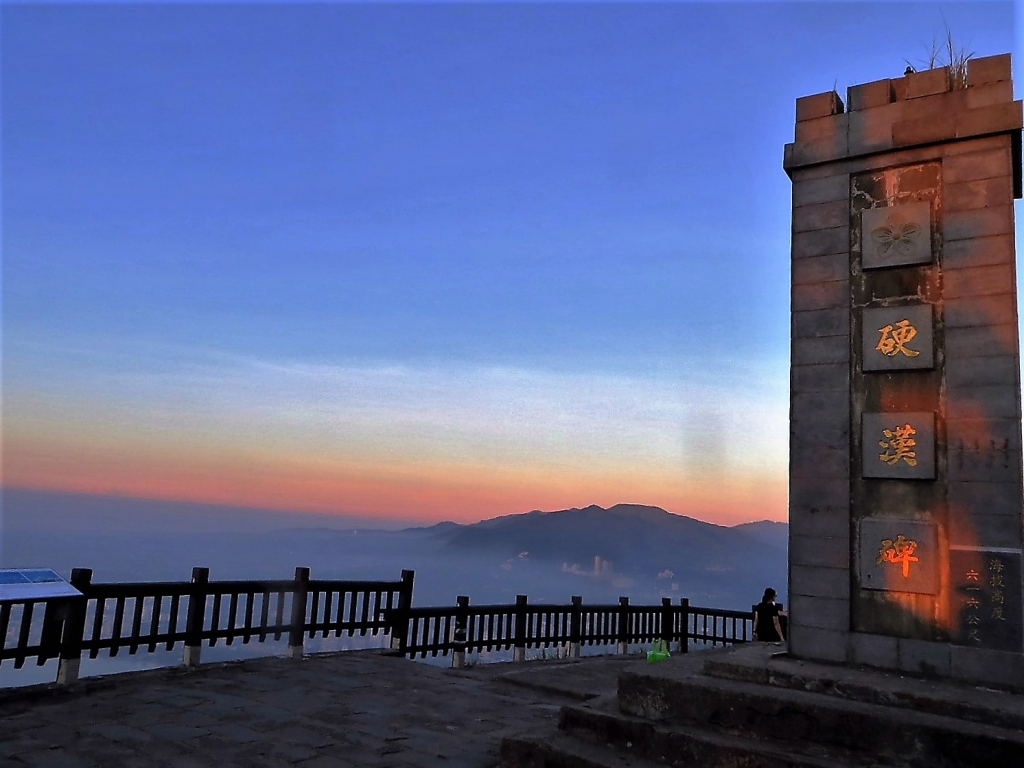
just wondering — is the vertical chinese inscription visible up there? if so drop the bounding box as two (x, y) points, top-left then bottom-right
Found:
(950, 549), (1024, 652)
(862, 304), (934, 371)
(862, 412), (936, 479)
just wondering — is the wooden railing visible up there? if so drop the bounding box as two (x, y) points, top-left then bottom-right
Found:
(1, 567), (767, 685)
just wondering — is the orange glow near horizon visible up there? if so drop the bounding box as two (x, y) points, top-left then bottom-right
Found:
(2, 431), (787, 527)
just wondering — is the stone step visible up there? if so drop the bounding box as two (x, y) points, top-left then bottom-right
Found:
(501, 726), (666, 768)
(555, 699), (871, 768)
(618, 662), (1024, 767)
(701, 644), (1024, 731)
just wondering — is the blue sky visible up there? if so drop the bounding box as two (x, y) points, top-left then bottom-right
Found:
(1, 1), (1020, 525)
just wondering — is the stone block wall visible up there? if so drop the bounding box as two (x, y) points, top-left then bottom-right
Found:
(784, 54), (1024, 686)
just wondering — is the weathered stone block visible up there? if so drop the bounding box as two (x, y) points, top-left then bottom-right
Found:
(944, 234), (1015, 269)
(956, 101), (1024, 140)
(792, 174), (849, 207)
(944, 175), (1014, 212)
(946, 415), (1023, 450)
(862, 304), (933, 370)
(791, 533), (850, 569)
(945, 147), (1012, 183)
(792, 226), (849, 260)
(792, 362), (849, 392)
(791, 442), (848, 479)
(861, 202), (931, 269)
(849, 632), (898, 669)
(862, 412), (936, 479)
(793, 392), (849, 444)
(904, 68), (949, 99)
(789, 595), (849, 631)
(796, 90), (844, 122)
(946, 324), (1018, 358)
(792, 281), (849, 312)
(948, 480), (1023, 519)
(788, 625), (848, 663)
(947, 385), (1021, 420)
(792, 199), (848, 233)
(967, 53), (1012, 87)
(898, 638), (951, 677)
(792, 336), (850, 366)
(948, 512), (1024, 549)
(891, 112), (956, 147)
(951, 645), (1024, 688)
(944, 296), (1019, 330)
(790, 498), (851, 538)
(944, 264), (1015, 299)
(942, 134), (1007, 157)
(792, 132), (849, 168)
(792, 252), (848, 285)
(948, 447), (1022, 485)
(965, 80), (1016, 110)
(846, 79), (894, 111)
(945, 205), (1015, 242)
(793, 307), (847, 339)
(846, 101), (901, 156)
(790, 565), (849, 598)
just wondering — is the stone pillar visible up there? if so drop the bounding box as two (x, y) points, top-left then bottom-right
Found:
(785, 54), (1024, 687)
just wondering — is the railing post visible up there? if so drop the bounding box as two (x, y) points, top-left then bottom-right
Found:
(678, 597), (689, 653)
(183, 567), (209, 668)
(56, 568), (92, 685)
(568, 595), (582, 658)
(660, 597), (673, 652)
(617, 596), (630, 655)
(513, 594), (528, 662)
(288, 567), (310, 659)
(389, 569), (414, 654)
(451, 595), (469, 669)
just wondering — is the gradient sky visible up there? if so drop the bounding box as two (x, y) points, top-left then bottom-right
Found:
(1, 1), (1020, 527)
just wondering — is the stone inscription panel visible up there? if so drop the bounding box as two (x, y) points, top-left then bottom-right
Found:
(861, 201), (932, 269)
(862, 304), (934, 371)
(862, 412), (936, 479)
(858, 518), (939, 594)
(950, 548), (1023, 652)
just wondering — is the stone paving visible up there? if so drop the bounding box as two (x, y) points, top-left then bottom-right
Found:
(0, 650), (648, 768)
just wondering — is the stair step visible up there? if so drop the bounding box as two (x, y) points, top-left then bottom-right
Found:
(502, 726), (665, 768)
(619, 662), (1024, 767)
(556, 701), (872, 768)
(702, 645), (1024, 731)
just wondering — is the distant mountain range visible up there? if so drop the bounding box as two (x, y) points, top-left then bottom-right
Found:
(3, 490), (788, 610)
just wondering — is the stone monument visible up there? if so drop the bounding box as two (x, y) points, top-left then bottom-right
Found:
(784, 54), (1024, 686)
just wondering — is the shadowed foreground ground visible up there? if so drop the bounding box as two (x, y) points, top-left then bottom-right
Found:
(0, 650), (653, 768)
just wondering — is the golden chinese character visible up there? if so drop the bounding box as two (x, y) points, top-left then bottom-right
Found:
(876, 319), (921, 358)
(967, 613), (981, 625)
(968, 628), (981, 642)
(878, 424), (918, 466)
(877, 535), (919, 578)
(992, 590), (1004, 604)
(964, 596), (981, 608)
(993, 606), (1006, 621)
(990, 574), (1004, 588)
(966, 570), (980, 582)
(989, 559), (1004, 573)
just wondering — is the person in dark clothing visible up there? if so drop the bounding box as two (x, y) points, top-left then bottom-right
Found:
(753, 587), (785, 643)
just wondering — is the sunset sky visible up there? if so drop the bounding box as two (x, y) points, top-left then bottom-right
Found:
(2, 1), (1020, 527)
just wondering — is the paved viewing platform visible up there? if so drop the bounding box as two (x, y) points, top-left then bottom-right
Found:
(0, 650), (658, 768)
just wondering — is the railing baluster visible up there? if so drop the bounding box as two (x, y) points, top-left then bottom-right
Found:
(273, 590), (286, 641)
(244, 591), (256, 644)
(308, 590), (320, 639)
(259, 590), (270, 642)
(110, 597), (125, 657)
(226, 592), (239, 645)
(210, 592), (222, 647)
(167, 594), (180, 650)
(148, 594), (162, 652)
(346, 588), (357, 637)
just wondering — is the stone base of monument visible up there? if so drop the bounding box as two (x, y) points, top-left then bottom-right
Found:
(499, 644), (1024, 767)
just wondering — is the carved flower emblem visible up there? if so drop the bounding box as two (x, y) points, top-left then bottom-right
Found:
(871, 214), (922, 257)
